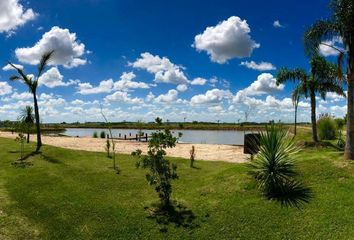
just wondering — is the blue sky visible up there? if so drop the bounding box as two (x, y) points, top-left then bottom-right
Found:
(0, 0), (346, 123)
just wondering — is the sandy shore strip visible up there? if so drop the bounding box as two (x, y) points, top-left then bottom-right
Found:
(0, 131), (249, 163)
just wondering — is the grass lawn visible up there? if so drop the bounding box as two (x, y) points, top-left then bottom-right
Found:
(1, 129), (354, 239)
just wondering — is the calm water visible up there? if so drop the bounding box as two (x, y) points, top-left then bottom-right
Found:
(63, 128), (251, 145)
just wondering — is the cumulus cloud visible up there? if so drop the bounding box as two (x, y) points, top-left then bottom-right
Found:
(77, 71), (150, 94)
(0, 0), (37, 34)
(129, 52), (188, 85)
(104, 91), (144, 104)
(113, 72), (149, 90)
(15, 26), (87, 68)
(234, 73), (284, 103)
(191, 88), (232, 105)
(193, 16), (260, 64)
(155, 89), (179, 103)
(177, 84), (188, 92)
(2, 63), (23, 71)
(273, 20), (284, 28)
(191, 77), (207, 85)
(77, 79), (114, 95)
(240, 61), (276, 71)
(38, 67), (79, 88)
(319, 37), (343, 57)
(0, 82), (13, 95)
(2, 91), (32, 101)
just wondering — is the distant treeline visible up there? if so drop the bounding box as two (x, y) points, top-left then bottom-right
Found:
(0, 120), (311, 131)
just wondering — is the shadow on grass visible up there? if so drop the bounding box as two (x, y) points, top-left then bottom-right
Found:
(145, 201), (199, 232)
(11, 160), (33, 168)
(41, 154), (63, 164)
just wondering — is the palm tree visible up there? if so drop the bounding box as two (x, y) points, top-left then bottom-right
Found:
(8, 51), (54, 153)
(18, 106), (35, 143)
(304, 0), (354, 159)
(276, 55), (344, 142)
(248, 124), (312, 208)
(291, 87), (301, 136)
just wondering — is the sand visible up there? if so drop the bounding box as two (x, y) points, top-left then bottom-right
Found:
(0, 131), (249, 163)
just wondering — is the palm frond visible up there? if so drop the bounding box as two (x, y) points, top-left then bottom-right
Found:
(37, 50), (55, 79)
(304, 19), (339, 57)
(9, 75), (22, 81)
(276, 67), (309, 85)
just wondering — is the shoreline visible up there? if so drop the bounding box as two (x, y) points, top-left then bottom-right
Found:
(0, 131), (249, 163)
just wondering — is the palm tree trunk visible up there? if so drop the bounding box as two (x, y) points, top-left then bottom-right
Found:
(345, 52), (354, 160)
(310, 90), (318, 142)
(27, 130), (30, 143)
(294, 105), (298, 136)
(33, 91), (42, 153)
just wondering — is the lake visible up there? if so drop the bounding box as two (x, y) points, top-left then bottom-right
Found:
(63, 128), (253, 145)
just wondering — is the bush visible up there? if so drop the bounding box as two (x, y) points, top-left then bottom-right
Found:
(334, 118), (345, 130)
(93, 131), (98, 138)
(248, 124), (312, 207)
(100, 131), (106, 138)
(317, 116), (337, 140)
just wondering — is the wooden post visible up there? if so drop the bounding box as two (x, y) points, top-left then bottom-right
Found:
(129, 133), (131, 136)
(145, 133), (148, 142)
(124, 135), (126, 140)
(119, 133), (121, 137)
(136, 134), (138, 141)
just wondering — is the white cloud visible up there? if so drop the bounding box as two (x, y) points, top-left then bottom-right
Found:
(71, 99), (85, 105)
(15, 26), (86, 68)
(2, 63), (23, 71)
(193, 16), (260, 64)
(77, 71), (150, 94)
(0, 82), (13, 95)
(208, 105), (223, 112)
(191, 77), (207, 85)
(273, 20), (284, 28)
(0, 0), (37, 34)
(104, 91), (144, 104)
(38, 67), (79, 88)
(145, 92), (155, 102)
(130, 52), (188, 85)
(155, 89), (179, 103)
(240, 61), (276, 71)
(319, 37), (343, 57)
(191, 88), (232, 105)
(113, 72), (149, 91)
(177, 84), (188, 92)
(77, 79), (113, 95)
(2, 91), (32, 101)
(234, 73), (284, 102)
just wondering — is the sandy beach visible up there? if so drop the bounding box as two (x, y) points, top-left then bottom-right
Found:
(0, 131), (248, 163)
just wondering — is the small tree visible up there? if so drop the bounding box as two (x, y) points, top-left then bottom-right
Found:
(18, 106), (35, 143)
(132, 127), (178, 208)
(190, 145), (196, 168)
(15, 133), (26, 160)
(105, 137), (111, 158)
(100, 106), (119, 173)
(155, 117), (163, 125)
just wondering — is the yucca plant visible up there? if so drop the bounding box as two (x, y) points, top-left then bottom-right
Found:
(248, 124), (312, 208)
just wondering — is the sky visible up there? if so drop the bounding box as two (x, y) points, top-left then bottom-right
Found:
(0, 0), (347, 123)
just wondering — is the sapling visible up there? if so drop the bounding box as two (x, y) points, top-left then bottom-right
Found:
(132, 124), (179, 208)
(15, 133), (26, 160)
(190, 145), (196, 168)
(105, 138), (111, 158)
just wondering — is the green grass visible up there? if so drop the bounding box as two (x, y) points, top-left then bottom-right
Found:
(1, 130), (354, 239)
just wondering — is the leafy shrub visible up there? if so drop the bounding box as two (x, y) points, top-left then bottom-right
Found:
(334, 118), (345, 130)
(100, 131), (106, 138)
(248, 124), (312, 207)
(93, 131), (98, 138)
(317, 115), (337, 140)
